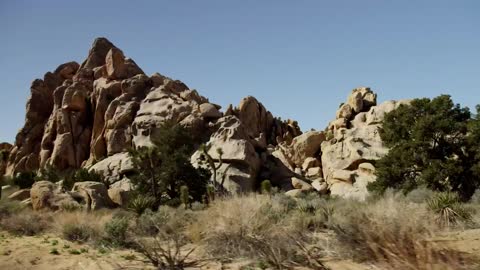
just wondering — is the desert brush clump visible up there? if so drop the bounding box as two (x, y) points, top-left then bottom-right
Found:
(0, 209), (51, 236)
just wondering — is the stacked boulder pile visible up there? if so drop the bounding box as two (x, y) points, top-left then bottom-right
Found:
(1, 38), (412, 207)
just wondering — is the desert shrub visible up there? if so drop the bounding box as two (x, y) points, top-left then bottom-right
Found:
(62, 223), (97, 242)
(0, 210), (50, 236)
(0, 200), (23, 218)
(244, 232), (328, 270)
(128, 195), (156, 215)
(325, 192), (475, 269)
(260, 180), (272, 195)
(370, 96), (480, 199)
(62, 168), (105, 190)
(60, 202), (81, 212)
(129, 121), (210, 207)
(103, 216), (130, 247)
(13, 171), (36, 189)
(271, 193), (297, 211)
(37, 164), (60, 183)
(427, 192), (473, 227)
(135, 206), (193, 237)
(134, 227), (204, 270)
(54, 211), (110, 244)
(133, 206), (200, 270)
(193, 195), (292, 258)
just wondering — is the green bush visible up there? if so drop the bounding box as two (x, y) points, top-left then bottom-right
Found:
(129, 121), (210, 207)
(62, 168), (105, 190)
(37, 165), (60, 183)
(13, 171), (36, 189)
(103, 217), (130, 247)
(261, 180), (272, 195)
(370, 96), (480, 199)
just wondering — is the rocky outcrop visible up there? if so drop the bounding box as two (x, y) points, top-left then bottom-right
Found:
(321, 88), (410, 200)
(7, 62), (80, 175)
(72, 181), (113, 210)
(89, 152), (134, 184)
(6, 38), (410, 200)
(30, 181), (79, 211)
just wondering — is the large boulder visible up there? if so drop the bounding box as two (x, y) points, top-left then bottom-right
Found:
(192, 116), (261, 193)
(89, 152), (134, 184)
(72, 181), (113, 210)
(30, 181), (79, 211)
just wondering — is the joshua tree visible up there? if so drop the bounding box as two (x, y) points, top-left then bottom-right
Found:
(198, 144), (224, 189)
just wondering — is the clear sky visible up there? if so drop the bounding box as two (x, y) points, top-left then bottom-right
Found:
(1, 0), (479, 143)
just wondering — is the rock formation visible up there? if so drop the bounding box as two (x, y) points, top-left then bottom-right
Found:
(4, 38), (409, 200)
(321, 88), (410, 199)
(5, 38), (299, 194)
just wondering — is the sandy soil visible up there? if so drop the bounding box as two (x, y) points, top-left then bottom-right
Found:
(1, 229), (479, 270)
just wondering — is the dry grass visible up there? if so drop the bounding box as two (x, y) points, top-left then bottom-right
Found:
(1, 189), (479, 269)
(327, 192), (478, 269)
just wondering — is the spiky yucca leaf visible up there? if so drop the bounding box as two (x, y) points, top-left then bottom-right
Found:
(427, 192), (472, 227)
(128, 196), (156, 215)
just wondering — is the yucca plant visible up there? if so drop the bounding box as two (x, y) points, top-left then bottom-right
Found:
(128, 196), (156, 215)
(427, 192), (473, 227)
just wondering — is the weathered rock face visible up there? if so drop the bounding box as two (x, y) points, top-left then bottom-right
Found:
(7, 37), (299, 194)
(321, 88), (410, 200)
(7, 62), (80, 175)
(132, 80), (217, 148)
(30, 181), (79, 211)
(71, 181), (113, 210)
(89, 152), (134, 184)
(7, 38), (148, 175)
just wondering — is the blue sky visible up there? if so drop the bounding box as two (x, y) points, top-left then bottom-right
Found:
(1, 0), (479, 142)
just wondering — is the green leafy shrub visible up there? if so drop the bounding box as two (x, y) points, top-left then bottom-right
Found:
(62, 168), (105, 190)
(13, 171), (36, 189)
(129, 121), (210, 207)
(103, 217), (130, 247)
(369, 95), (480, 199)
(37, 165), (60, 183)
(261, 180), (272, 195)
